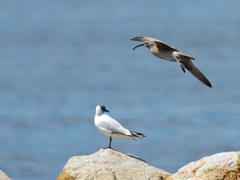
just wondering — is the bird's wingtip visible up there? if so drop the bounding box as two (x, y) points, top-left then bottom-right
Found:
(129, 37), (139, 41)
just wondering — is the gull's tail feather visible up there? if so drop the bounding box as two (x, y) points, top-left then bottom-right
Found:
(130, 131), (146, 139)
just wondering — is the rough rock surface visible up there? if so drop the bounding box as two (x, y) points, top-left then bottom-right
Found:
(57, 148), (170, 180)
(57, 150), (240, 180)
(171, 151), (240, 180)
(0, 170), (11, 180)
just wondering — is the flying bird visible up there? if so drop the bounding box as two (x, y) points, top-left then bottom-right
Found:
(94, 104), (145, 149)
(130, 36), (212, 88)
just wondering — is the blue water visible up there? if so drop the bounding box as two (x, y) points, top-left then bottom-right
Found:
(0, 1), (240, 179)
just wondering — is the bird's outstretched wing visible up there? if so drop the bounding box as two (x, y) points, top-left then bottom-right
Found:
(182, 59), (212, 88)
(130, 36), (180, 51)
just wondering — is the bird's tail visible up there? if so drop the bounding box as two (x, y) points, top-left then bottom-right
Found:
(130, 131), (146, 139)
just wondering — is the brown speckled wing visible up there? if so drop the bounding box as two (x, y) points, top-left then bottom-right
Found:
(183, 60), (212, 88)
(130, 36), (179, 51)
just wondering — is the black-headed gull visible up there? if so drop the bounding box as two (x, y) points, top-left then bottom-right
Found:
(94, 104), (145, 149)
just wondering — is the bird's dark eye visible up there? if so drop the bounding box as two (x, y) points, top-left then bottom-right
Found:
(101, 106), (106, 111)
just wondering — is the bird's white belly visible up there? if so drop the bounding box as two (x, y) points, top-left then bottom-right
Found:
(152, 52), (176, 62)
(98, 128), (124, 138)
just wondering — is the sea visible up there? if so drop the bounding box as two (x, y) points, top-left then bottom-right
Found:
(0, 1), (240, 179)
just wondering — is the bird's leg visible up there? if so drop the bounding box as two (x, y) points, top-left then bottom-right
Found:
(175, 59), (185, 73)
(173, 53), (186, 73)
(179, 63), (186, 73)
(109, 137), (112, 148)
(103, 137), (112, 150)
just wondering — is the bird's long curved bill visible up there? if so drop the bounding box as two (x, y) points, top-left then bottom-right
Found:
(133, 43), (144, 50)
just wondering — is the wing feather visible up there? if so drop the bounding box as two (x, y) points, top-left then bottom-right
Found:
(131, 36), (179, 51)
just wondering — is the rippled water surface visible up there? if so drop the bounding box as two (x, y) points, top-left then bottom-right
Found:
(0, 1), (240, 179)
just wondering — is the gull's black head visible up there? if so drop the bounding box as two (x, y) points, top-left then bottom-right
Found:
(100, 105), (109, 113)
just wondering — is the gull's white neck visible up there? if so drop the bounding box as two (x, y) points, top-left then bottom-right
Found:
(96, 105), (104, 116)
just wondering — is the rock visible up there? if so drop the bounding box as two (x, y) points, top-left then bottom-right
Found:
(57, 148), (171, 180)
(171, 151), (240, 180)
(57, 150), (240, 180)
(0, 170), (11, 180)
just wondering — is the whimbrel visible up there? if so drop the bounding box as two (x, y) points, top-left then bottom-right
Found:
(130, 36), (212, 88)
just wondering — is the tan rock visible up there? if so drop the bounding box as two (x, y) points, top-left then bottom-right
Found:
(0, 170), (11, 180)
(171, 151), (240, 180)
(57, 148), (170, 180)
(57, 150), (240, 180)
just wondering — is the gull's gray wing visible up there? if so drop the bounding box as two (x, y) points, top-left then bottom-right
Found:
(97, 115), (131, 135)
